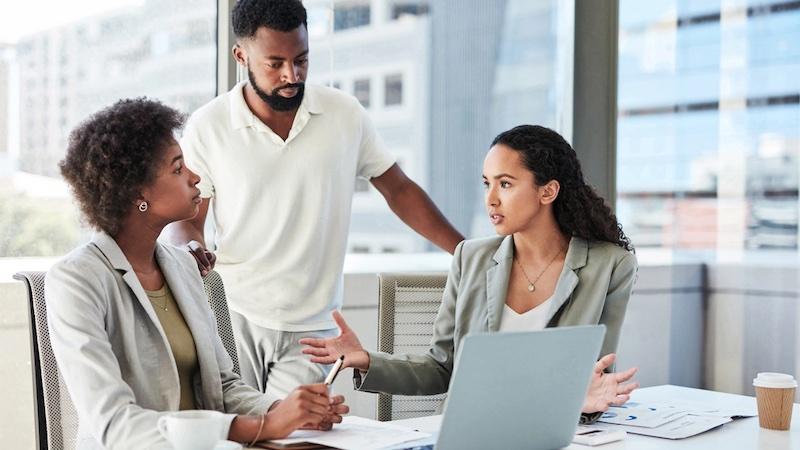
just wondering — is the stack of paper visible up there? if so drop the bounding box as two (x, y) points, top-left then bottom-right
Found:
(263, 416), (431, 450)
(595, 401), (756, 439)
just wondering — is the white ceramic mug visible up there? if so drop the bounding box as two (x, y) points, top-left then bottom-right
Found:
(157, 410), (227, 450)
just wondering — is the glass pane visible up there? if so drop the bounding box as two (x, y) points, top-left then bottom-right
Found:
(0, 0), (218, 257)
(354, 78), (371, 108)
(307, 0), (574, 253)
(384, 73), (403, 106)
(617, 0), (800, 260)
(334, 2), (372, 31)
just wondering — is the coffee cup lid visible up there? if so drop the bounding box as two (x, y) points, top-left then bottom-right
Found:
(753, 372), (797, 388)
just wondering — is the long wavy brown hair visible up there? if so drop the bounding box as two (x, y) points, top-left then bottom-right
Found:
(491, 125), (633, 252)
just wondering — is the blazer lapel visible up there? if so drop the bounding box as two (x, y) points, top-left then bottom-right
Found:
(91, 232), (171, 340)
(90, 232), (181, 404)
(545, 237), (588, 325)
(486, 235), (514, 332)
(156, 244), (224, 411)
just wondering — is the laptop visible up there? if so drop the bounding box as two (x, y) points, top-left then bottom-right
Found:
(432, 325), (606, 450)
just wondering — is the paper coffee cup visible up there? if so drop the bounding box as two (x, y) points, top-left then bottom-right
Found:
(753, 372), (797, 431)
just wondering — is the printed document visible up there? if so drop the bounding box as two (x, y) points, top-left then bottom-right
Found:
(266, 416), (430, 450)
(597, 400), (754, 439)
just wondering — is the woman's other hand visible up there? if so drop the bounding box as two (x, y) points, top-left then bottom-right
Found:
(581, 353), (639, 414)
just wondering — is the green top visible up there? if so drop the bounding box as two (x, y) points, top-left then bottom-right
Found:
(145, 283), (199, 410)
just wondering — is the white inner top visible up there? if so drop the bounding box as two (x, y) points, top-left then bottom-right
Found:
(498, 297), (554, 332)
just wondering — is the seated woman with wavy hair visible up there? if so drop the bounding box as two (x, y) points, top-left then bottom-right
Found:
(302, 124), (638, 422)
(48, 98), (347, 449)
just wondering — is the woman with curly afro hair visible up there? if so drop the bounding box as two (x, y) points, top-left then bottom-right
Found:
(303, 124), (639, 424)
(47, 98), (347, 449)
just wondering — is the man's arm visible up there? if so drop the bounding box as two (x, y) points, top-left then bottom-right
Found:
(370, 164), (464, 254)
(162, 198), (216, 274)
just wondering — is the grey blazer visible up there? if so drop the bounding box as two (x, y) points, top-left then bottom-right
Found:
(357, 234), (637, 396)
(45, 232), (276, 450)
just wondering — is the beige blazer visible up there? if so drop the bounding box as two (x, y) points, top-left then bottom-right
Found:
(358, 235), (637, 396)
(46, 232), (276, 450)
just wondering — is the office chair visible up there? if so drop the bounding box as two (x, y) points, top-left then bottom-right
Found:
(14, 269), (240, 449)
(202, 270), (241, 376)
(375, 272), (448, 421)
(14, 271), (79, 450)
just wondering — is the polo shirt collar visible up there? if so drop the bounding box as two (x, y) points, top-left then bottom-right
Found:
(229, 81), (323, 131)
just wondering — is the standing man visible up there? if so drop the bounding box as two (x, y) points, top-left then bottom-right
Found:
(166, 0), (463, 398)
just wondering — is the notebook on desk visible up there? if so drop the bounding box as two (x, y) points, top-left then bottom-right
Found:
(433, 325), (606, 450)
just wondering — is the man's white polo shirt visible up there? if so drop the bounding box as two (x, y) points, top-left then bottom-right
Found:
(180, 81), (395, 331)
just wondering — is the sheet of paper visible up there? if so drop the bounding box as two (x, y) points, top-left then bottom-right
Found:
(651, 400), (757, 418)
(599, 398), (757, 429)
(267, 416), (431, 450)
(598, 403), (688, 428)
(388, 414), (443, 434)
(595, 414), (732, 439)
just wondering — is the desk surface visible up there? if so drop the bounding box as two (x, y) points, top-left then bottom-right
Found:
(390, 384), (799, 450)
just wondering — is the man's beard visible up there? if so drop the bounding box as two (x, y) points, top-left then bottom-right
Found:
(248, 68), (305, 112)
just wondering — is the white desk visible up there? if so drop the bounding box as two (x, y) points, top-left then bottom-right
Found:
(390, 385), (799, 450)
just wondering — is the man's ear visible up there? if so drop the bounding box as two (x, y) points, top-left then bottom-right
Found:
(232, 43), (247, 66)
(540, 180), (560, 205)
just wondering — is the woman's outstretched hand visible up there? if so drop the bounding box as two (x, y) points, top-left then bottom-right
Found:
(299, 311), (371, 371)
(582, 353), (639, 414)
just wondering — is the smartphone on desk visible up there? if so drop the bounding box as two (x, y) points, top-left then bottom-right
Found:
(572, 426), (626, 446)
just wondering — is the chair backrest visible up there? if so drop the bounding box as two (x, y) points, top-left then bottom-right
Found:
(202, 270), (241, 375)
(14, 269), (240, 449)
(375, 272), (448, 421)
(14, 271), (79, 450)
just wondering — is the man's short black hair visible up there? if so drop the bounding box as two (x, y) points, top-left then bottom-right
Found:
(232, 0), (308, 38)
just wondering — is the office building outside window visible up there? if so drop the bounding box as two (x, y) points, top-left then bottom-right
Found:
(306, 0), (574, 253)
(617, 0), (800, 260)
(5, 0), (574, 258)
(0, 0), (217, 257)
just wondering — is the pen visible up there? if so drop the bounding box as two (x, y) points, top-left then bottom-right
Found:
(324, 355), (345, 386)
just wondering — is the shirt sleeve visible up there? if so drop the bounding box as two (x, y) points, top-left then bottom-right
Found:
(598, 251), (638, 359)
(354, 240), (464, 395)
(355, 104), (396, 179)
(180, 117), (215, 198)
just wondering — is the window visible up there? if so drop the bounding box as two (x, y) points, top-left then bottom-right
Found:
(353, 78), (371, 108)
(384, 73), (403, 106)
(334, 2), (371, 31)
(1, 0), (217, 257)
(307, 0), (573, 253)
(391, 2), (430, 20)
(617, 0), (800, 256)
